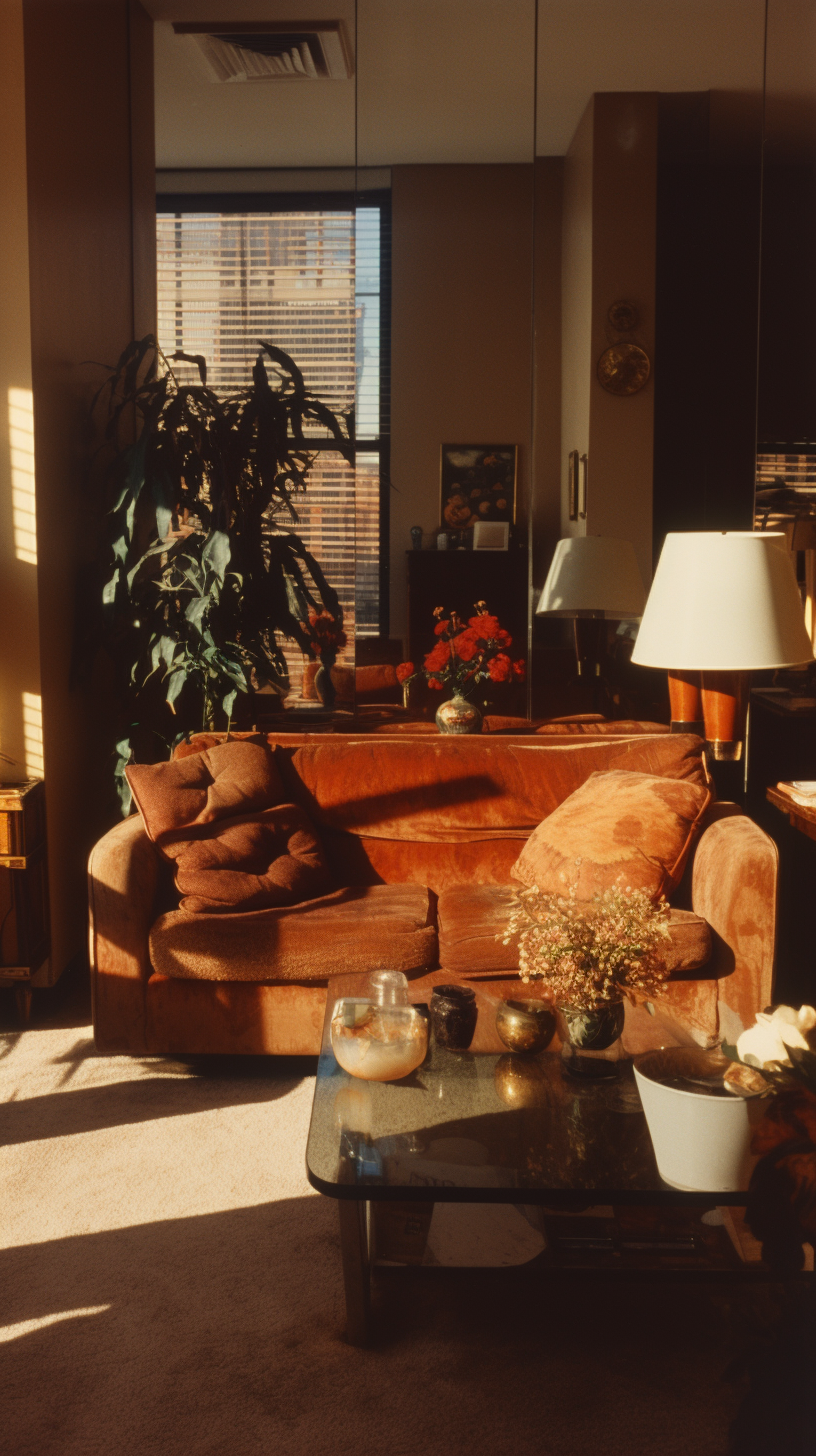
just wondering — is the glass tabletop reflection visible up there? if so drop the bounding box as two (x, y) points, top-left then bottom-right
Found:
(304, 977), (745, 1205)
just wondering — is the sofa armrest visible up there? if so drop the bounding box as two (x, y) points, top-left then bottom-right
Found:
(691, 814), (778, 1041)
(88, 813), (159, 1053)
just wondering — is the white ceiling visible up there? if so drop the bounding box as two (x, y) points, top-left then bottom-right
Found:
(146, 0), (766, 170)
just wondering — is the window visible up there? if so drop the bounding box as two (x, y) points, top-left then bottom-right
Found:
(156, 192), (390, 697)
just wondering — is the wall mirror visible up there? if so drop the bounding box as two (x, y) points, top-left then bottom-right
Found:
(147, 0), (769, 724)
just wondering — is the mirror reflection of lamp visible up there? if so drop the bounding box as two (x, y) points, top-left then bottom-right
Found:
(631, 532), (814, 759)
(535, 537), (647, 707)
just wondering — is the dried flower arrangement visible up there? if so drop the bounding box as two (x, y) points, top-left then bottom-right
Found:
(501, 880), (672, 1011)
(397, 601), (525, 697)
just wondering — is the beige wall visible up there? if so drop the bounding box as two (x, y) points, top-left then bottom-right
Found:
(8, 0), (156, 983)
(389, 164), (537, 642)
(0, 0), (42, 786)
(560, 101), (594, 542)
(560, 93), (657, 584)
(531, 157), (564, 597)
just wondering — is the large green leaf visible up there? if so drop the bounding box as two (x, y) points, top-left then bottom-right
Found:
(166, 667), (187, 706)
(185, 596), (210, 634)
(202, 529), (231, 584)
(113, 736), (133, 817)
(102, 568), (120, 605)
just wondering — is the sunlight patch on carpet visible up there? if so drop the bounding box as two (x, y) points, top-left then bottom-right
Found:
(0, 1305), (111, 1344)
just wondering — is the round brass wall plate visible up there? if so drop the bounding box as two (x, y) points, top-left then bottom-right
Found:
(608, 299), (639, 332)
(597, 342), (651, 396)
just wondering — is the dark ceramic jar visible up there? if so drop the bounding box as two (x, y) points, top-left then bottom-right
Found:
(430, 984), (478, 1049)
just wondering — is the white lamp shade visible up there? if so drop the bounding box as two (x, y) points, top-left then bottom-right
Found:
(631, 531), (814, 670)
(536, 536), (647, 619)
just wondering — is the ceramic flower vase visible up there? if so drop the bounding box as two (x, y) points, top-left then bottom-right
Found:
(558, 1000), (625, 1079)
(314, 654), (337, 710)
(435, 695), (483, 734)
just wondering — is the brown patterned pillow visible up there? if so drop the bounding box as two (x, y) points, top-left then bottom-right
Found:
(127, 739), (285, 841)
(510, 769), (711, 902)
(126, 740), (331, 912)
(159, 804), (331, 914)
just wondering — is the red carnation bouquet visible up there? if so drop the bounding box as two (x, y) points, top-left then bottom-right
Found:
(398, 601), (525, 698)
(305, 609), (347, 662)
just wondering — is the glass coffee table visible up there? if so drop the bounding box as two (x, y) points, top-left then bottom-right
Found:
(306, 973), (761, 1344)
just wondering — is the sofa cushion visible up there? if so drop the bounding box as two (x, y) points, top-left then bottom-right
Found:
(261, 733), (709, 844)
(510, 769), (711, 902)
(161, 804), (331, 914)
(149, 884), (438, 982)
(128, 739), (285, 841)
(436, 884), (712, 976)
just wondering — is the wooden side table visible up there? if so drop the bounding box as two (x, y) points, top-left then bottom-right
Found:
(0, 780), (50, 1022)
(766, 782), (816, 842)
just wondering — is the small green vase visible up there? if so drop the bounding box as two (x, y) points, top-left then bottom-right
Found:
(558, 1001), (625, 1080)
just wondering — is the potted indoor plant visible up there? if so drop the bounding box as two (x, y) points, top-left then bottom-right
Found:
(632, 1005), (816, 1194)
(84, 335), (353, 810)
(502, 882), (672, 1078)
(398, 601), (525, 733)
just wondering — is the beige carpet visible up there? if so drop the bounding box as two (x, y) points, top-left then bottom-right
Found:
(0, 992), (772, 1456)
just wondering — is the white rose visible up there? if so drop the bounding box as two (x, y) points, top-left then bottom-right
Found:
(736, 1004), (816, 1068)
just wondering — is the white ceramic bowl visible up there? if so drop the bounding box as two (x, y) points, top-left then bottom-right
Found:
(634, 1050), (754, 1192)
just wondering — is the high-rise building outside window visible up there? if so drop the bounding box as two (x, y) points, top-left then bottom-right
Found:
(156, 196), (389, 699)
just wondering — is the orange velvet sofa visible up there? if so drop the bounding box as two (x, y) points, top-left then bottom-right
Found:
(88, 730), (777, 1059)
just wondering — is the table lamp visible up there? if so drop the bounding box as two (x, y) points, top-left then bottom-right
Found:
(631, 531), (813, 758)
(536, 536), (647, 679)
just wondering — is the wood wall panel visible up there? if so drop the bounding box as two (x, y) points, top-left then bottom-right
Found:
(0, 0), (42, 788)
(389, 164), (536, 644)
(21, 0), (155, 981)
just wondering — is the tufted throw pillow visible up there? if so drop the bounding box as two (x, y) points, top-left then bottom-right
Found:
(159, 804), (331, 914)
(127, 739), (286, 841)
(126, 740), (331, 912)
(510, 769), (711, 903)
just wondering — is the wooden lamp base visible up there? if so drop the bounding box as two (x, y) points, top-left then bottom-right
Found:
(667, 670), (749, 758)
(700, 671), (749, 761)
(667, 671), (704, 735)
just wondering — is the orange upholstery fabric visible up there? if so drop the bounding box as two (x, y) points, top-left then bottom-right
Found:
(149, 884), (437, 982)
(622, 978), (721, 1052)
(127, 739), (284, 840)
(436, 884), (712, 977)
(89, 732), (776, 1059)
(692, 814), (778, 1039)
(535, 719), (670, 736)
(161, 804), (331, 914)
(88, 813), (158, 1054)
(356, 663), (398, 695)
(268, 733), (708, 848)
(511, 769), (711, 902)
(145, 975), (328, 1056)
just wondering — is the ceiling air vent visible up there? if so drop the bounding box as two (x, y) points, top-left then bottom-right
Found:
(174, 21), (352, 82)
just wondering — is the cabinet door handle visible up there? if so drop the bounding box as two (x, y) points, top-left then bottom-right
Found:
(568, 450), (579, 521)
(579, 454), (588, 519)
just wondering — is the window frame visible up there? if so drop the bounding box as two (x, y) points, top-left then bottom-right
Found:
(155, 186), (392, 639)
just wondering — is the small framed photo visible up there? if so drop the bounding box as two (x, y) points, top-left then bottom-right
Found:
(440, 444), (517, 532)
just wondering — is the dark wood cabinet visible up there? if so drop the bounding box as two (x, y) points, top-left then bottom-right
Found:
(0, 779), (50, 1021)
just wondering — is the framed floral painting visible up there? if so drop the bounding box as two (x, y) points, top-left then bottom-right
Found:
(440, 444), (517, 531)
